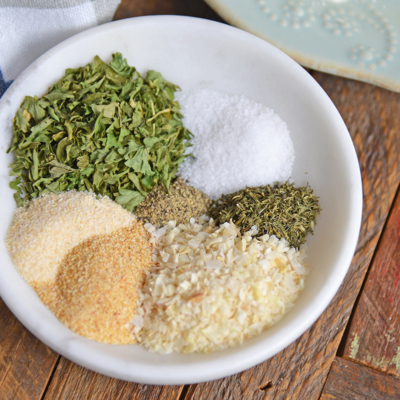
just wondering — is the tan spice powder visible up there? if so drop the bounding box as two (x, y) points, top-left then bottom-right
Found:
(5, 191), (135, 285)
(35, 221), (153, 344)
(135, 178), (211, 226)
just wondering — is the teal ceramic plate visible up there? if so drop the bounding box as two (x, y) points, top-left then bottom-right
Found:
(205, 0), (400, 92)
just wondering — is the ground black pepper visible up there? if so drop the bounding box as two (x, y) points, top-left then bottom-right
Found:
(135, 178), (211, 226)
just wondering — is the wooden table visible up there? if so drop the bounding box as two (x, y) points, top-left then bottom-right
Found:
(2, 1), (400, 399)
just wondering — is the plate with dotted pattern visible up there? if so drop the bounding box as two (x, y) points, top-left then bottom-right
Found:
(205, 0), (400, 92)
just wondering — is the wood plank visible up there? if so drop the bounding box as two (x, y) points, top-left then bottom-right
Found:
(320, 357), (400, 400)
(3, 2), (400, 400)
(343, 187), (400, 375)
(0, 299), (58, 400)
(182, 73), (400, 400)
(113, 0), (224, 22)
(43, 357), (182, 400)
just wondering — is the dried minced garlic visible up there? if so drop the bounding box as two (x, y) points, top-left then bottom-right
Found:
(131, 216), (308, 354)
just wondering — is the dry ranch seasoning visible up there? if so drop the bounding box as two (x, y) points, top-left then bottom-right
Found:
(3, 56), (320, 352)
(135, 177), (211, 226)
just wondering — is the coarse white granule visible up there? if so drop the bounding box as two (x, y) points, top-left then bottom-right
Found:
(5, 191), (135, 285)
(176, 89), (295, 199)
(131, 217), (308, 354)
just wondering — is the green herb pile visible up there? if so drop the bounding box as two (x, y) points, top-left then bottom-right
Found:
(209, 182), (321, 248)
(8, 53), (192, 211)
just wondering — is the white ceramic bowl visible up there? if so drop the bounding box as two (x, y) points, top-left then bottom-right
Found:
(0, 16), (362, 384)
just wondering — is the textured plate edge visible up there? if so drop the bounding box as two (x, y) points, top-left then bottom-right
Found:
(204, 0), (400, 93)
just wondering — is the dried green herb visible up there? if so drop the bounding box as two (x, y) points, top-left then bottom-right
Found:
(7, 53), (192, 211)
(135, 177), (211, 226)
(209, 182), (321, 248)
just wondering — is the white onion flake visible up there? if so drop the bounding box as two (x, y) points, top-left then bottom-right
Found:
(131, 217), (308, 354)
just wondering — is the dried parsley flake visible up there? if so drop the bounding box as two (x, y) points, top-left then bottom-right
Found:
(7, 53), (192, 211)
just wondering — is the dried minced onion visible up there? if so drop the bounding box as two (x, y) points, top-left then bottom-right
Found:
(131, 217), (308, 354)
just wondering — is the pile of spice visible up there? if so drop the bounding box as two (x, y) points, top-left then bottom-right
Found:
(5, 191), (135, 286)
(209, 182), (321, 248)
(131, 217), (308, 354)
(7, 53), (192, 211)
(3, 56), (322, 352)
(5, 191), (154, 344)
(41, 223), (153, 344)
(177, 89), (295, 199)
(135, 177), (211, 226)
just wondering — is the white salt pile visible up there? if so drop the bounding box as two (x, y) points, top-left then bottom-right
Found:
(176, 89), (295, 199)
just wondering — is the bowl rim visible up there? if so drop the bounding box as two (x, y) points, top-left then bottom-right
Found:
(0, 15), (363, 384)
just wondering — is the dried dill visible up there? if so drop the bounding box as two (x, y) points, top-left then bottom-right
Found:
(135, 178), (211, 226)
(209, 182), (321, 248)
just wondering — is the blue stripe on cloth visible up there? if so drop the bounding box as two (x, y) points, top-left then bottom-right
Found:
(0, 68), (13, 98)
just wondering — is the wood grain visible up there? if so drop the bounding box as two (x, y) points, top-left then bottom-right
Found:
(43, 357), (182, 400)
(114, 0), (224, 22)
(343, 187), (400, 376)
(320, 357), (400, 400)
(2, 1), (400, 400)
(183, 73), (400, 400)
(0, 299), (58, 400)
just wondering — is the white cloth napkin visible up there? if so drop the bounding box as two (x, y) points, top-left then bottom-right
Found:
(0, 0), (121, 97)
